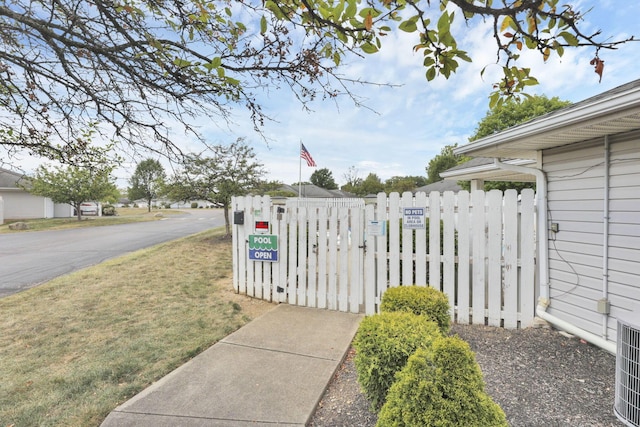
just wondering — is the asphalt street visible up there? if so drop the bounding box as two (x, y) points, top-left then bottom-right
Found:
(0, 209), (225, 298)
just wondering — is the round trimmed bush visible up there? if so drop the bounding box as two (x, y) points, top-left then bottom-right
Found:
(101, 204), (116, 216)
(353, 312), (442, 410)
(380, 285), (451, 334)
(377, 336), (507, 427)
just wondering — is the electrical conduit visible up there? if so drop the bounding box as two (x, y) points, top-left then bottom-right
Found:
(491, 158), (616, 355)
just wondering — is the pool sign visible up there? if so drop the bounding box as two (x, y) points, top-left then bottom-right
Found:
(403, 207), (426, 229)
(248, 234), (279, 262)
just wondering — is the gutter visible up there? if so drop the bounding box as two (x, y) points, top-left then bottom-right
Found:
(455, 82), (640, 157)
(491, 159), (617, 355)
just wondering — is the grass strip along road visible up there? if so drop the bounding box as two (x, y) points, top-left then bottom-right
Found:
(0, 208), (176, 233)
(0, 227), (274, 426)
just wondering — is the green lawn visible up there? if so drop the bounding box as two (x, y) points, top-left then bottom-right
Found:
(0, 227), (275, 426)
(0, 207), (183, 233)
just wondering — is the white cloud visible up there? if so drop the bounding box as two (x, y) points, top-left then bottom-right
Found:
(7, 1), (640, 190)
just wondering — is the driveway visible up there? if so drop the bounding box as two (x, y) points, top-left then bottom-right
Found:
(0, 209), (225, 298)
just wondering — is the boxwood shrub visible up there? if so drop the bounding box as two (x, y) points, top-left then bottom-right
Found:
(101, 204), (116, 216)
(353, 312), (442, 410)
(377, 336), (507, 427)
(380, 285), (451, 334)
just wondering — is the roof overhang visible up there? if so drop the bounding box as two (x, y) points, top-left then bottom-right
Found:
(454, 80), (640, 159)
(440, 158), (537, 182)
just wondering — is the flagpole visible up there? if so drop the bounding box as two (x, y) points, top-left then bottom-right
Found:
(298, 140), (302, 201)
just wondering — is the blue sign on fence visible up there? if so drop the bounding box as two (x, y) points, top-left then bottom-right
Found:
(403, 207), (426, 229)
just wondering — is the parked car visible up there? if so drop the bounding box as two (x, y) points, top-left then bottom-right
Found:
(80, 202), (99, 216)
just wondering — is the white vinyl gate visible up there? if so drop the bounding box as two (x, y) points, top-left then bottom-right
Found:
(232, 189), (537, 328)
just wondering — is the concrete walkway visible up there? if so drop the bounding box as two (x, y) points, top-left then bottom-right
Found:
(101, 304), (363, 426)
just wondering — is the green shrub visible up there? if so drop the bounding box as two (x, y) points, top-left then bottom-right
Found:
(377, 336), (507, 427)
(101, 204), (116, 216)
(381, 285), (451, 334)
(353, 312), (442, 410)
(190, 202), (198, 208)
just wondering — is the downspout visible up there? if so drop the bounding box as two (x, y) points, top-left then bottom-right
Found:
(492, 158), (616, 355)
(602, 137), (610, 341)
(491, 158), (550, 299)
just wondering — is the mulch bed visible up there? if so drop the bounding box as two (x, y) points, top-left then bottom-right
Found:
(309, 323), (621, 427)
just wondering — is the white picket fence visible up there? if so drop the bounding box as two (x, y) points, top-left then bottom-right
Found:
(232, 189), (537, 328)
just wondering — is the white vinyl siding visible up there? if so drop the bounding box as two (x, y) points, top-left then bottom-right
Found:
(544, 131), (640, 343)
(0, 190), (50, 219)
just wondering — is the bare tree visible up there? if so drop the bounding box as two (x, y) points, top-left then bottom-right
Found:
(0, 0), (634, 164)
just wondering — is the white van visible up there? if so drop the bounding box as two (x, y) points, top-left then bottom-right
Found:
(80, 202), (99, 216)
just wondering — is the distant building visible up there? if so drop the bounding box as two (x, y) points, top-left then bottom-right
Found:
(413, 180), (462, 194)
(277, 184), (356, 198)
(0, 167), (73, 223)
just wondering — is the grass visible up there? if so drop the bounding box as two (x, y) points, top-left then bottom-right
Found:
(0, 227), (275, 426)
(0, 207), (181, 233)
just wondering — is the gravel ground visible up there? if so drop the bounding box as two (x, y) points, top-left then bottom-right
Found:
(309, 323), (621, 427)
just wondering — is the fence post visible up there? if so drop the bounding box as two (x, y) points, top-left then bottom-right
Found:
(487, 190), (503, 327)
(442, 191), (456, 320)
(337, 207), (350, 311)
(375, 193), (388, 310)
(327, 207), (338, 310)
(456, 191), (471, 324)
(317, 207), (328, 309)
(428, 192), (441, 290)
(364, 203), (376, 315)
(414, 192), (428, 287)
(471, 190), (486, 325)
(350, 206), (363, 313)
(232, 196), (247, 294)
(287, 207), (298, 305)
(275, 202), (288, 303)
(503, 189), (519, 328)
(388, 193), (400, 287)
(520, 189), (536, 326)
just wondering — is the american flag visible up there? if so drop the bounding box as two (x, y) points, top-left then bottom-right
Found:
(300, 143), (317, 167)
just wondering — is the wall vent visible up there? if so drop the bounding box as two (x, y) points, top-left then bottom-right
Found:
(615, 311), (640, 427)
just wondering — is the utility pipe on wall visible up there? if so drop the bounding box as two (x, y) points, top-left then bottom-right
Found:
(602, 136), (610, 341)
(491, 159), (549, 298)
(491, 158), (616, 355)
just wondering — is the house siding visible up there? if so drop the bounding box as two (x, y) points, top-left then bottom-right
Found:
(544, 131), (640, 343)
(0, 190), (52, 219)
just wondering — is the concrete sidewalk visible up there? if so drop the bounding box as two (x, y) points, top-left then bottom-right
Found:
(101, 304), (363, 426)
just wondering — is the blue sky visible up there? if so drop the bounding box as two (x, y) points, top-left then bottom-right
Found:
(8, 1), (640, 189)
(208, 0), (640, 188)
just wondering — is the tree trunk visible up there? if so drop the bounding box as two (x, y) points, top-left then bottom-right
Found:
(223, 203), (231, 237)
(147, 197), (152, 212)
(75, 203), (82, 221)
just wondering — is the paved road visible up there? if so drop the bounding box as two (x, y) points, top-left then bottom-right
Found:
(0, 209), (226, 298)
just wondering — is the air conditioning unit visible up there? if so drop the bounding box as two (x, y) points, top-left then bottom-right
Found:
(615, 310), (640, 427)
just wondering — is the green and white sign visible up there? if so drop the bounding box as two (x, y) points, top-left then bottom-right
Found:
(248, 234), (279, 262)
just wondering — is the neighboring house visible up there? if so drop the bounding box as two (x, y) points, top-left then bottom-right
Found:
(115, 198), (131, 208)
(277, 184), (356, 198)
(413, 179), (463, 194)
(0, 167), (73, 222)
(449, 79), (640, 353)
